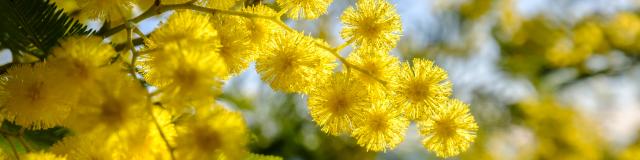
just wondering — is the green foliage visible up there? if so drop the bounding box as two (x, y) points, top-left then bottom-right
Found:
(0, 0), (90, 59)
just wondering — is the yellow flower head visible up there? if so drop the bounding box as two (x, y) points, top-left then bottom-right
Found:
(22, 152), (67, 160)
(347, 48), (400, 97)
(175, 107), (248, 160)
(256, 32), (335, 93)
(109, 109), (174, 159)
(277, 0), (332, 20)
(75, 0), (136, 21)
(139, 44), (227, 110)
(50, 36), (117, 85)
(64, 68), (148, 134)
(212, 15), (255, 76)
(308, 73), (370, 135)
(242, 5), (283, 51)
(392, 58), (451, 120)
(605, 12), (640, 51)
(340, 0), (402, 51)
(352, 100), (409, 152)
(0, 63), (73, 129)
(148, 11), (221, 52)
(51, 135), (122, 160)
(419, 99), (478, 158)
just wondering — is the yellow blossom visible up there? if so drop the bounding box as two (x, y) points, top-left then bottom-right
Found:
(352, 100), (409, 152)
(241, 5), (283, 51)
(308, 73), (370, 135)
(419, 99), (478, 158)
(255, 32), (335, 93)
(346, 48), (399, 97)
(51, 134), (124, 159)
(175, 107), (248, 160)
(50, 36), (117, 87)
(277, 0), (332, 20)
(392, 58), (451, 120)
(139, 45), (227, 110)
(22, 152), (67, 160)
(340, 0), (402, 51)
(147, 11), (221, 52)
(212, 15), (255, 76)
(75, 0), (137, 21)
(0, 63), (73, 129)
(64, 68), (148, 134)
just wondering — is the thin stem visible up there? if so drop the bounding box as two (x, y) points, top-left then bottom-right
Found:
(17, 128), (31, 152)
(2, 134), (20, 160)
(126, 28), (139, 77)
(333, 39), (354, 52)
(148, 103), (175, 160)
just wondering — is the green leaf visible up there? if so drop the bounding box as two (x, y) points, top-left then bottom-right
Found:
(0, 0), (91, 59)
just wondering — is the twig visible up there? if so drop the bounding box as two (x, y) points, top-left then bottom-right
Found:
(2, 134), (20, 160)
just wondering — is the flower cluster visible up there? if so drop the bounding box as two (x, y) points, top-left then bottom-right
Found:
(0, 0), (478, 159)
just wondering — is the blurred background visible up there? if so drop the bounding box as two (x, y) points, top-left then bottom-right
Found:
(4, 0), (640, 159)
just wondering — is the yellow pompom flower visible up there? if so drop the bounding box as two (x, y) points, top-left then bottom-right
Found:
(147, 11), (221, 52)
(103, 107), (175, 159)
(392, 58), (451, 120)
(346, 48), (400, 97)
(308, 73), (370, 135)
(22, 152), (67, 160)
(256, 32), (335, 93)
(0, 63), (73, 129)
(241, 5), (283, 51)
(212, 15), (255, 76)
(605, 12), (640, 52)
(352, 100), (409, 152)
(50, 36), (117, 86)
(64, 68), (148, 134)
(139, 45), (227, 110)
(75, 0), (136, 21)
(419, 99), (478, 158)
(340, 0), (402, 51)
(51, 135), (123, 159)
(175, 107), (248, 160)
(277, 0), (332, 20)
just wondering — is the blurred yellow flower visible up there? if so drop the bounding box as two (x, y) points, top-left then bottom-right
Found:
(277, 0), (332, 20)
(352, 100), (409, 152)
(392, 58), (451, 120)
(419, 99), (478, 158)
(340, 0), (402, 51)
(308, 73), (370, 135)
(51, 134), (123, 159)
(22, 152), (67, 160)
(256, 32), (335, 93)
(139, 45), (227, 111)
(75, 0), (136, 21)
(605, 12), (640, 52)
(64, 68), (148, 134)
(50, 36), (117, 86)
(0, 63), (73, 129)
(175, 107), (248, 160)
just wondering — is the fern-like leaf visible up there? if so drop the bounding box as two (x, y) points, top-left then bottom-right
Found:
(0, 0), (91, 59)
